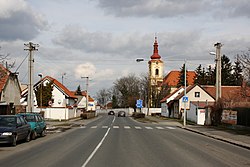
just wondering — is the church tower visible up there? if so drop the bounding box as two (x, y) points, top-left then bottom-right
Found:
(148, 36), (164, 107)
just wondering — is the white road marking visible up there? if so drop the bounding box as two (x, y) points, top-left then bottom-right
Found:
(113, 126), (119, 129)
(166, 127), (176, 130)
(80, 126), (86, 129)
(81, 128), (111, 167)
(135, 126), (142, 129)
(156, 127), (164, 129)
(145, 127), (153, 129)
(112, 117), (116, 123)
(102, 126), (109, 129)
(124, 126), (131, 129)
(91, 126), (97, 129)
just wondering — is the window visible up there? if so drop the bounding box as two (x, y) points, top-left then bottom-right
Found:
(195, 92), (200, 98)
(155, 69), (159, 76)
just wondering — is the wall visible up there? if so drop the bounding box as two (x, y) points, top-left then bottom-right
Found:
(96, 108), (134, 116)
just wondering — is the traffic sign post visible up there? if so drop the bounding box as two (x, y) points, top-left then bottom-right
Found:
(136, 99), (143, 112)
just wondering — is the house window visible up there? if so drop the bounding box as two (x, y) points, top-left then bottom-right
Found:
(195, 92), (200, 98)
(155, 69), (159, 76)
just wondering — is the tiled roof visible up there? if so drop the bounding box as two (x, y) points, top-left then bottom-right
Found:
(160, 86), (184, 103)
(0, 64), (10, 93)
(43, 76), (77, 99)
(163, 70), (196, 87)
(202, 85), (250, 101)
(71, 91), (95, 102)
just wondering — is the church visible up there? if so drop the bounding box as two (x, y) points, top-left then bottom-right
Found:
(147, 36), (196, 107)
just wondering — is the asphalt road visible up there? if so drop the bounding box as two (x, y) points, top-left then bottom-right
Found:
(0, 115), (250, 167)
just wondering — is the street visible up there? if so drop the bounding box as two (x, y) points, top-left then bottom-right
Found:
(0, 115), (250, 167)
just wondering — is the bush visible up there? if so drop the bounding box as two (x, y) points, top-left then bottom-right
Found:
(210, 99), (223, 126)
(132, 112), (145, 119)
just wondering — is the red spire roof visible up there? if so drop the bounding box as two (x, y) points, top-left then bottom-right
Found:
(150, 36), (161, 59)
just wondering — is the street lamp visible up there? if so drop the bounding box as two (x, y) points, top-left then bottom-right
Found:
(209, 42), (222, 101)
(38, 73), (43, 112)
(81, 77), (89, 111)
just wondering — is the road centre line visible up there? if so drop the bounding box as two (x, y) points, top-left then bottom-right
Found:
(124, 126), (131, 129)
(82, 127), (111, 167)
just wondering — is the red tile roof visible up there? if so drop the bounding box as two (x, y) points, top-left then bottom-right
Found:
(71, 90), (95, 102)
(43, 76), (77, 99)
(163, 70), (196, 87)
(202, 85), (250, 102)
(0, 64), (10, 93)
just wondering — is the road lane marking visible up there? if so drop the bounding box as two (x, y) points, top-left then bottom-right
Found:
(156, 127), (164, 129)
(135, 126), (142, 129)
(145, 127), (153, 129)
(113, 126), (119, 129)
(166, 127), (176, 130)
(112, 117), (115, 123)
(124, 126), (131, 129)
(80, 126), (86, 129)
(102, 126), (108, 129)
(82, 127), (111, 167)
(91, 126), (97, 129)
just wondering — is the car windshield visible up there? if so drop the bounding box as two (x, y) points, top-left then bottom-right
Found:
(23, 115), (36, 122)
(0, 117), (16, 127)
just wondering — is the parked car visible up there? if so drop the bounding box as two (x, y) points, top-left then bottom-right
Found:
(108, 110), (115, 115)
(17, 113), (46, 140)
(0, 115), (31, 146)
(118, 111), (126, 117)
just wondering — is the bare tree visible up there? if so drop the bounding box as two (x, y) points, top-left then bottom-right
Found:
(0, 47), (15, 69)
(113, 74), (140, 108)
(238, 49), (250, 84)
(95, 88), (112, 107)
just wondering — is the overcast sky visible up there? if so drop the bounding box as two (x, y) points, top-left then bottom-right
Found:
(1, 0), (250, 96)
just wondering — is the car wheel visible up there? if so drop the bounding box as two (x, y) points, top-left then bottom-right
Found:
(40, 129), (46, 137)
(31, 131), (37, 140)
(12, 135), (17, 146)
(25, 131), (31, 142)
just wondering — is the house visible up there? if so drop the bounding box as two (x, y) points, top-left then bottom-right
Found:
(71, 91), (96, 112)
(161, 84), (215, 124)
(21, 76), (78, 120)
(160, 87), (184, 118)
(0, 64), (22, 114)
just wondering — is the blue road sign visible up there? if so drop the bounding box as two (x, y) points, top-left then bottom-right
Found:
(182, 96), (188, 102)
(136, 99), (143, 108)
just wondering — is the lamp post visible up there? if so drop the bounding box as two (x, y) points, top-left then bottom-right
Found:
(210, 42), (222, 102)
(136, 58), (150, 114)
(81, 76), (89, 111)
(183, 61), (187, 126)
(38, 73), (43, 112)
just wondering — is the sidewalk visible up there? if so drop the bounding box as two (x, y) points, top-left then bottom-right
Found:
(146, 116), (250, 150)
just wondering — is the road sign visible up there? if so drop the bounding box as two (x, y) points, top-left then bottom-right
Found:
(182, 96), (188, 102)
(136, 99), (143, 108)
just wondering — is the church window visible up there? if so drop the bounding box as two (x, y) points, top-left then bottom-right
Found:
(155, 69), (159, 76)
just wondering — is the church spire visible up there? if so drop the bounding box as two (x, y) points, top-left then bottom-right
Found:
(150, 36), (161, 59)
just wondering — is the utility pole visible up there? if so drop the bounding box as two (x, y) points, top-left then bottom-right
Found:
(81, 77), (89, 111)
(214, 42), (222, 101)
(24, 42), (39, 112)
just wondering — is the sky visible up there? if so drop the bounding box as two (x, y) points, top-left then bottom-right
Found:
(1, 0), (250, 97)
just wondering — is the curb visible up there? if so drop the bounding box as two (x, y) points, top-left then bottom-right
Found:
(181, 126), (250, 150)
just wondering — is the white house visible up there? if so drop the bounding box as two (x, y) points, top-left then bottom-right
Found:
(0, 64), (22, 114)
(72, 91), (96, 112)
(160, 87), (184, 117)
(161, 84), (215, 124)
(21, 76), (78, 120)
